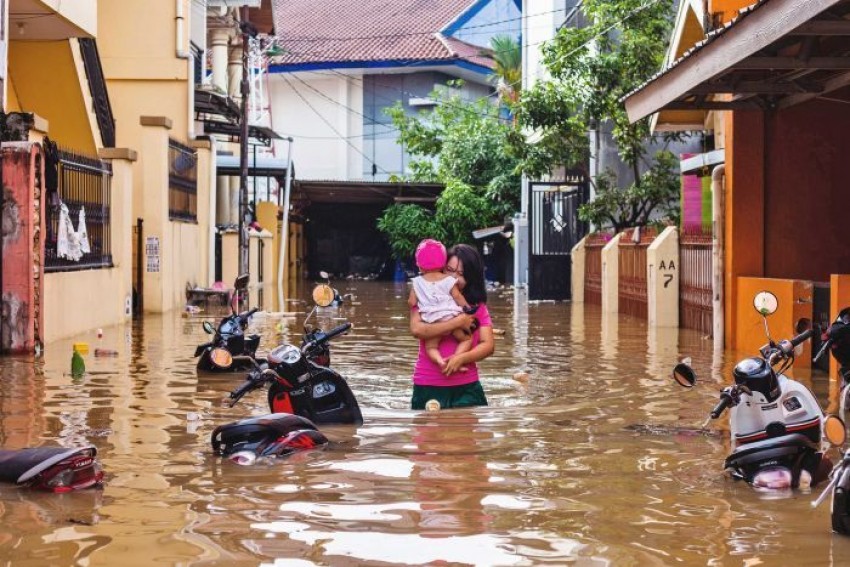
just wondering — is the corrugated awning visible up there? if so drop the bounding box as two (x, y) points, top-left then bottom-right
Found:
(624, 0), (850, 125)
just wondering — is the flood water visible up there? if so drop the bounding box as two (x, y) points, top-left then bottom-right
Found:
(2, 281), (850, 566)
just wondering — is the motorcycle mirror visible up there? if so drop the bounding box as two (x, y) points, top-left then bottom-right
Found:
(209, 348), (233, 369)
(312, 284), (335, 308)
(796, 318), (812, 334)
(825, 415), (847, 447)
(753, 291), (779, 317)
(202, 321), (215, 334)
(672, 362), (697, 388)
(234, 274), (249, 291)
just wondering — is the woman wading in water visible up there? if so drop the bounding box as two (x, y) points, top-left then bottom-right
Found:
(408, 244), (494, 410)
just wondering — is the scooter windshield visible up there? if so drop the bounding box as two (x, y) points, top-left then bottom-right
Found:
(219, 319), (240, 337)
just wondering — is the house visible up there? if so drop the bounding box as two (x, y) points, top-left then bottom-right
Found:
(0, 0), (275, 348)
(624, 0), (850, 378)
(265, 0), (520, 277)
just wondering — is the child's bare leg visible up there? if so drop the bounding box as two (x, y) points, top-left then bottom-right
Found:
(424, 336), (446, 368)
(449, 328), (474, 372)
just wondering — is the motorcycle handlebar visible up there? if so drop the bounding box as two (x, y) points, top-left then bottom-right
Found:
(240, 308), (259, 322)
(790, 329), (814, 348)
(815, 338), (834, 364)
(325, 322), (352, 340)
(303, 322), (352, 352)
(228, 374), (263, 406)
(710, 392), (734, 419)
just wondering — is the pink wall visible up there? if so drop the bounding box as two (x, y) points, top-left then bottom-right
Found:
(2, 145), (45, 353)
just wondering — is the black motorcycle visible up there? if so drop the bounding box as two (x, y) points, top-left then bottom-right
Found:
(811, 307), (850, 534)
(194, 274), (264, 373)
(211, 284), (361, 463)
(0, 446), (103, 492)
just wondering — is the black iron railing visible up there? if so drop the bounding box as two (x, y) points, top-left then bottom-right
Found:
(168, 139), (198, 222)
(78, 38), (116, 148)
(45, 145), (113, 272)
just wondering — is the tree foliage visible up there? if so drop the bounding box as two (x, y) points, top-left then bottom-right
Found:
(512, 0), (681, 232)
(379, 85), (520, 258)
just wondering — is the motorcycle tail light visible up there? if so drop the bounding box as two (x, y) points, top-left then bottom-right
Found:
(229, 451), (257, 466)
(38, 456), (104, 492)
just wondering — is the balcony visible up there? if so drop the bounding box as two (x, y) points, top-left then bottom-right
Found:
(10, 0), (96, 40)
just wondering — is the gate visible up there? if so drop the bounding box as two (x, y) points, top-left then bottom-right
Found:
(132, 218), (143, 314)
(680, 228), (713, 335)
(618, 228), (656, 320)
(528, 174), (588, 301)
(584, 233), (608, 305)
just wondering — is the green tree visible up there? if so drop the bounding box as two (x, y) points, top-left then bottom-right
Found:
(485, 35), (521, 105)
(379, 86), (521, 257)
(512, 0), (681, 232)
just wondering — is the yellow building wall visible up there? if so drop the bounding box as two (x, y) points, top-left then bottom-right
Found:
(7, 41), (97, 152)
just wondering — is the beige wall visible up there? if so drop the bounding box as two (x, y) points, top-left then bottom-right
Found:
(37, 0), (98, 36)
(44, 153), (135, 343)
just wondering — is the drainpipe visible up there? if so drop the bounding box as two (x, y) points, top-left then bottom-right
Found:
(277, 138), (294, 310)
(175, 0), (189, 59)
(712, 164), (726, 351)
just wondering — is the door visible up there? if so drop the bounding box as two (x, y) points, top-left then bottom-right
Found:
(528, 175), (587, 301)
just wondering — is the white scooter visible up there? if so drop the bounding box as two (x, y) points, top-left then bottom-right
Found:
(673, 291), (844, 491)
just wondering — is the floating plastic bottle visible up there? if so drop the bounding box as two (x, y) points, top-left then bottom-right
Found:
(71, 348), (86, 377)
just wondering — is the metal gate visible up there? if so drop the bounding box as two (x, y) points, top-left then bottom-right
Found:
(679, 228), (712, 335)
(528, 174), (588, 301)
(618, 228), (656, 320)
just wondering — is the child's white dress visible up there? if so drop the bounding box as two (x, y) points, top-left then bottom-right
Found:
(412, 275), (463, 323)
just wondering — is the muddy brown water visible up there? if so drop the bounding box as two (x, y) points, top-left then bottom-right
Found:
(1, 281), (849, 566)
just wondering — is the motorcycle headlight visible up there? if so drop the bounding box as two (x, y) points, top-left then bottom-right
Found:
(210, 348), (233, 368)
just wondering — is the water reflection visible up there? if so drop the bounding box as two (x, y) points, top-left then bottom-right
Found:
(0, 282), (848, 564)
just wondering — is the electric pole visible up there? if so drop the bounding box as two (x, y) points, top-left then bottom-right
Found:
(238, 6), (253, 277)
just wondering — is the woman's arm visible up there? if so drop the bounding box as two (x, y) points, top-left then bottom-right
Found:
(443, 326), (494, 374)
(410, 308), (475, 340)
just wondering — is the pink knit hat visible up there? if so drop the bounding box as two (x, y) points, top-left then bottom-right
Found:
(415, 239), (447, 271)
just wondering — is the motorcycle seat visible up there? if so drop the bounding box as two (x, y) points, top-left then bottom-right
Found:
(725, 433), (817, 468)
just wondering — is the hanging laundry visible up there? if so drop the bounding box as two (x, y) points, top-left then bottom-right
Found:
(56, 200), (87, 262)
(77, 207), (90, 255)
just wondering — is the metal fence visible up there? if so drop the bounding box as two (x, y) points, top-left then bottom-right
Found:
(44, 146), (113, 272)
(584, 233), (608, 306)
(680, 228), (713, 335)
(168, 139), (198, 222)
(618, 228), (657, 320)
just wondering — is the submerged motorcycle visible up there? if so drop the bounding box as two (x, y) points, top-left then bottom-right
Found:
(811, 307), (850, 534)
(195, 274), (264, 373)
(211, 283), (362, 464)
(0, 446), (104, 492)
(673, 291), (844, 491)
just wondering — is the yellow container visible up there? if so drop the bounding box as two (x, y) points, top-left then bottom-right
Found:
(73, 342), (89, 355)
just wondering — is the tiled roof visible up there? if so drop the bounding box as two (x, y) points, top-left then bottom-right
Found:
(270, 0), (496, 70)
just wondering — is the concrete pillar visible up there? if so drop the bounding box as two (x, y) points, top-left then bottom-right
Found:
(139, 116), (173, 313)
(571, 236), (587, 303)
(216, 175), (230, 224)
(210, 29), (230, 93)
(221, 230), (239, 286)
(229, 175), (240, 225)
(647, 226), (679, 328)
(98, 148), (138, 322)
(227, 43), (242, 100)
(191, 138), (216, 287)
(601, 233), (621, 313)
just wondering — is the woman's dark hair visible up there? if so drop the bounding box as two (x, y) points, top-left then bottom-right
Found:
(447, 244), (487, 305)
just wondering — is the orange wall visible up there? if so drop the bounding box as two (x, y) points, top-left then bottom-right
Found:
(724, 110), (765, 348)
(763, 98), (850, 282)
(710, 1), (757, 24)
